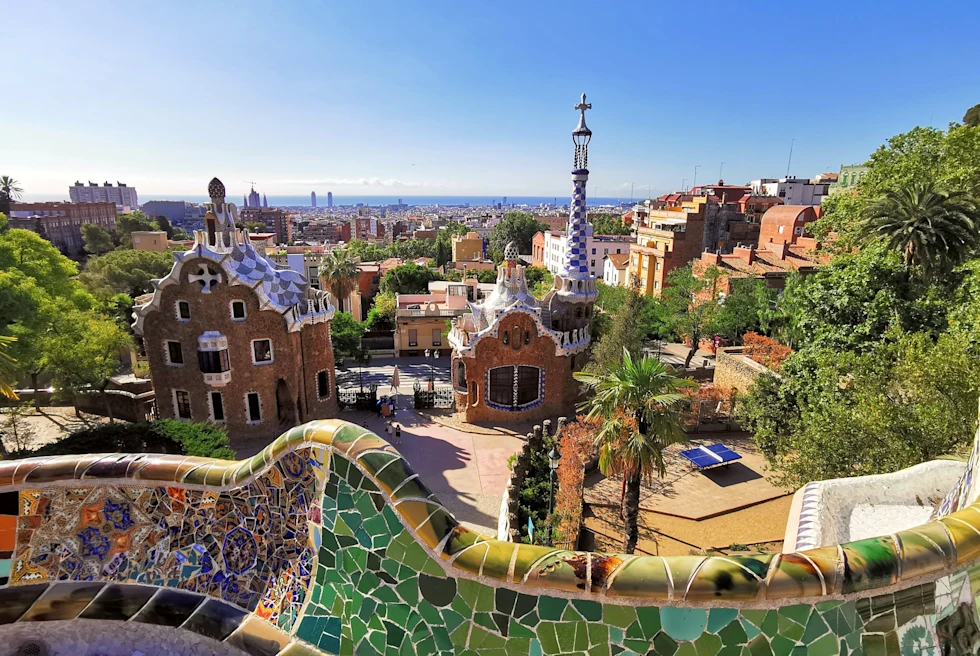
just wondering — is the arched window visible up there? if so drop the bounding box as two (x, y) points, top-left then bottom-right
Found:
(524, 330), (530, 345)
(470, 380), (478, 404)
(512, 325), (521, 350)
(502, 331), (509, 345)
(486, 365), (542, 411)
(455, 360), (467, 391)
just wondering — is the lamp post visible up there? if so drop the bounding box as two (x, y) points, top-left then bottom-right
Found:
(548, 447), (560, 517)
(424, 349), (439, 390)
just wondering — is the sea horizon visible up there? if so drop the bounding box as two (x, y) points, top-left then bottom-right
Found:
(19, 193), (639, 208)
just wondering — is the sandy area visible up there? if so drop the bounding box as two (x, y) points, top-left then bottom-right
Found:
(0, 406), (110, 453)
(585, 494), (793, 556)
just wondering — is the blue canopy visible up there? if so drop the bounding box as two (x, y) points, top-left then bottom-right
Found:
(680, 444), (741, 470)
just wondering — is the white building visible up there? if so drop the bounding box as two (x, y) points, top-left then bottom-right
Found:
(602, 253), (630, 287)
(69, 181), (138, 211)
(749, 177), (829, 206)
(542, 228), (633, 279)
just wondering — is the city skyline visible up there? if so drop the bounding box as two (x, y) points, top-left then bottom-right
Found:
(6, 1), (979, 200)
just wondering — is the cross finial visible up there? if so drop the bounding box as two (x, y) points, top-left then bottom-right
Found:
(575, 93), (591, 118)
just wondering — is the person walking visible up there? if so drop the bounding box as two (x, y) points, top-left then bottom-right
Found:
(394, 423), (402, 445)
(385, 421), (393, 442)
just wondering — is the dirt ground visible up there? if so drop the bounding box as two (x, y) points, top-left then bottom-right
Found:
(0, 406), (109, 453)
(584, 494), (793, 556)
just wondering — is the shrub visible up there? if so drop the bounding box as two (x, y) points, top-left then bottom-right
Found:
(13, 420), (235, 460)
(551, 433), (585, 549)
(153, 419), (236, 459)
(742, 332), (793, 371)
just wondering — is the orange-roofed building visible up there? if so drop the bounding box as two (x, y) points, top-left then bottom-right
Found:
(758, 205), (819, 245)
(737, 194), (784, 222)
(693, 238), (827, 297)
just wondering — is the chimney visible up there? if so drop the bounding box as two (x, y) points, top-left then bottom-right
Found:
(776, 240), (790, 260)
(734, 244), (756, 265)
(703, 248), (722, 265)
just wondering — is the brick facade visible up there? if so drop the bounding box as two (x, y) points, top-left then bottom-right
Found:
(141, 254), (337, 444)
(452, 311), (582, 424)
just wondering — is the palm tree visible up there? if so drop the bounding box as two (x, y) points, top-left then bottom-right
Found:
(857, 183), (980, 279)
(318, 248), (360, 313)
(574, 349), (695, 554)
(0, 176), (23, 215)
(0, 335), (19, 400)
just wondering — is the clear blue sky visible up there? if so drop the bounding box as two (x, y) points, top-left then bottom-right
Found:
(6, 0), (979, 201)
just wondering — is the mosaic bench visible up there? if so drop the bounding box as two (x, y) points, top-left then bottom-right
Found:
(0, 418), (978, 655)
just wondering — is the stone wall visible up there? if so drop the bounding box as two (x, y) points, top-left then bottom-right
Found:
(1, 419), (980, 655)
(714, 346), (770, 392)
(73, 388), (156, 422)
(498, 419), (563, 542)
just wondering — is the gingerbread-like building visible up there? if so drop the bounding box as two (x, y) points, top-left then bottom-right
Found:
(449, 95), (598, 423)
(134, 178), (337, 443)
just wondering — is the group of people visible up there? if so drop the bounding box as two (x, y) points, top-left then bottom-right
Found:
(385, 421), (402, 444)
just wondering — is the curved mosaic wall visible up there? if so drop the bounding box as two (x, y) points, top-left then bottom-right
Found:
(0, 419), (979, 655)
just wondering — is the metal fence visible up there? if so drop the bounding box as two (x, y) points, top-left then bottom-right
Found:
(412, 383), (455, 409)
(337, 384), (379, 411)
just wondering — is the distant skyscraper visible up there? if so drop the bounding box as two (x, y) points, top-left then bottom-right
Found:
(262, 193), (268, 208)
(243, 194), (248, 207)
(311, 191), (317, 207)
(503, 196), (507, 205)
(327, 192), (333, 208)
(248, 186), (260, 209)
(69, 181), (138, 211)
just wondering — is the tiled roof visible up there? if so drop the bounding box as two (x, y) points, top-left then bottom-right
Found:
(605, 252), (630, 269)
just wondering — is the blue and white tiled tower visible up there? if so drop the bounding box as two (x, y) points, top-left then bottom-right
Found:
(547, 94), (598, 334)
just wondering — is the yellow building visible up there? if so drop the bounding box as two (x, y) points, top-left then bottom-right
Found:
(627, 210), (704, 296)
(393, 283), (471, 356)
(451, 231), (484, 262)
(131, 231), (169, 252)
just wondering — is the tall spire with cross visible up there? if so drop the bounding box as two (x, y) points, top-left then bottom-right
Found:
(557, 93), (597, 290)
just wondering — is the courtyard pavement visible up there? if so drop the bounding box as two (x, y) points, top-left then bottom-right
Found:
(343, 403), (525, 537)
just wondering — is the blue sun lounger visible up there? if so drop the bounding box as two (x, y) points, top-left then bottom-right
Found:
(680, 444), (741, 471)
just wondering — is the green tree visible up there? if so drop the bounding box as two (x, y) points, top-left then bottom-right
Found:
(0, 227), (83, 302)
(792, 245), (949, 353)
(488, 212), (547, 260)
(738, 333), (980, 488)
(590, 213), (631, 235)
(713, 279), (764, 343)
(815, 123), (980, 242)
(344, 238), (388, 263)
(116, 211), (160, 247)
(45, 309), (132, 422)
(588, 284), (651, 373)
(80, 248), (174, 296)
(574, 350), (695, 553)
(474, 269), (497, 283)
(0, 335), (18, 399)
(523, 265), (555, 299)
(379, 262), (442, 295)
(0, 176), (23, 215)
(966, 103), (980, 128)
(80, 223), (115, 256)
(318, 248), (361, 312)
(856, 183), (980, 280)
(152, 215), (175, 239)
(330, 312), (365, 361)
(659, 265), (721, 367)
(365, 291), (396, 331)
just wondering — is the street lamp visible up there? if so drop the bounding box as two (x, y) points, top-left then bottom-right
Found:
(548, 447), (560, 517)
(424, 349), (439, 390)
